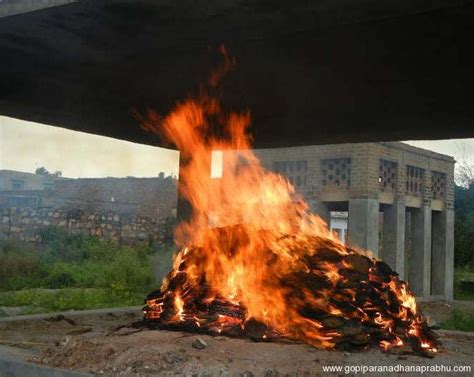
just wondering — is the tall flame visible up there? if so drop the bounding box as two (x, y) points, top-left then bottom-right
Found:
(140, 50), (438, 354)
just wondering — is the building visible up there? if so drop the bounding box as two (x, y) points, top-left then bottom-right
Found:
(0, 169), (62, 191)
(224, 141), (455, 300)
(0, 171), (178, 219)
(53, 176), (177, 218)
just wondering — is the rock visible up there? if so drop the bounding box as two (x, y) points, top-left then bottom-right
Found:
(191, 338), (208, 349)
(241, 372), (254, 377)
(265, 369), (279, 377)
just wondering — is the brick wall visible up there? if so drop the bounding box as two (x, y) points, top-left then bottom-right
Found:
(223, 141), (455, 209)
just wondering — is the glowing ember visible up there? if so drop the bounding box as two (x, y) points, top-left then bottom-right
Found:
(139, 50), (439, 355)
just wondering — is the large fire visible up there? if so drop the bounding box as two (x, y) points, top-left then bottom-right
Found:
(139, 50), (438, 355)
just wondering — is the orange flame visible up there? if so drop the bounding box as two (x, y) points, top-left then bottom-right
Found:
(141, 49), (438, 353)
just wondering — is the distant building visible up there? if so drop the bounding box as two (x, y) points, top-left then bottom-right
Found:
(0, 169), (62, 191)
(0, 170), (178, 219)
(54, 176), (177, 218)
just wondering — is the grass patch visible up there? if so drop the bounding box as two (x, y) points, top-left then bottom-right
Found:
(0, 288), (143, 315)
(441, 309), (474, 332)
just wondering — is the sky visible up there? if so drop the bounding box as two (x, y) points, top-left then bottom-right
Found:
(1, 115), (473, 179)
(0, 116), (179, 178)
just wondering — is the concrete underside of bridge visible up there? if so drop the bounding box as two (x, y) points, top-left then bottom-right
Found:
(0, 0), (474, 148)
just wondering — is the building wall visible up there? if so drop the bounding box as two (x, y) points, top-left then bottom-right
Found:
(53, 177), (178, 218)
(224, 141), (455, 210)
(0, 170), (61, 191)
(0, 173), (178, 220)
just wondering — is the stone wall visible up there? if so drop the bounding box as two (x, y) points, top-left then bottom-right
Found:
(0, 207), (174, 245)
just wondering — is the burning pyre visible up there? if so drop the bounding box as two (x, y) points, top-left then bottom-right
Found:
(139, 50), (439, 355)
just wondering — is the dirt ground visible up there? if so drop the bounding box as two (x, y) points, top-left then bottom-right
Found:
(0, 301), (473, 376)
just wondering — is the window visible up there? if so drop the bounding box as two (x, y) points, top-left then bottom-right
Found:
(321, 158), (351, 188)
(431, 171), (446, 200)
(379, 159), (397, 192)
(406, 166), (424, 196)
(272, 160), (308, 187)
(11, 179), (25, 190)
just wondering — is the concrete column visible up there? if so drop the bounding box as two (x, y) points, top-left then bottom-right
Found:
(348, 198), (379, 255)
(431, 209), (454, 300)
(404, 210), (411, 280)
(409, 206), (432, 298)
(382, 201), (406, 280)
(311, 200), (330, 227)
(176, 150), (211, 222)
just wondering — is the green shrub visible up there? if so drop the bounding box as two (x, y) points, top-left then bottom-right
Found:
(453, 267), (474, 300)
(441, 310), (474, 332)
(44, 262), (77, 288)
(0, 240), (44, 290)
(99, 249), (155, 295)
(0, 226), (174, 314)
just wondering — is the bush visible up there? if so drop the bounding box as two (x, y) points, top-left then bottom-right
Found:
(0, 226), (175, 314)
(44, 262), (77, 288)
(99, 248), (156, 295)
(441, 309), (474, 332)
(0, 240), (44, 290)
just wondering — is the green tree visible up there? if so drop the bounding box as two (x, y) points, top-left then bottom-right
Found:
(35, 166), (49, 175)
(454, 149), (474, 267)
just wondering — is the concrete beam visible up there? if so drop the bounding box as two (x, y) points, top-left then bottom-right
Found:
(348, 198), (379, 255)
(382, 202), (406, 280)
(431, 209), (455, 300)
(409, 206), (432, 298)
(0, 0), (75, 18)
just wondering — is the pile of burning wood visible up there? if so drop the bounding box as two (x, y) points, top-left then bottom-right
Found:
(143, 225), (438, 356)
(139, 51), (438, 357)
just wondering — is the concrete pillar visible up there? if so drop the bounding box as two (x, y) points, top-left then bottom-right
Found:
(348, 198), (379, 255)
(176, 150), (211, 222)
(431, 209), (454, 300)
(404, 210), (411, 280)
(382, 201), (406, 280)
(311, 200), (330, 227)
(409, 206), (432, 298)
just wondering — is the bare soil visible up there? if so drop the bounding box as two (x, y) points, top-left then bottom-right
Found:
(0, 302), (473, 376)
